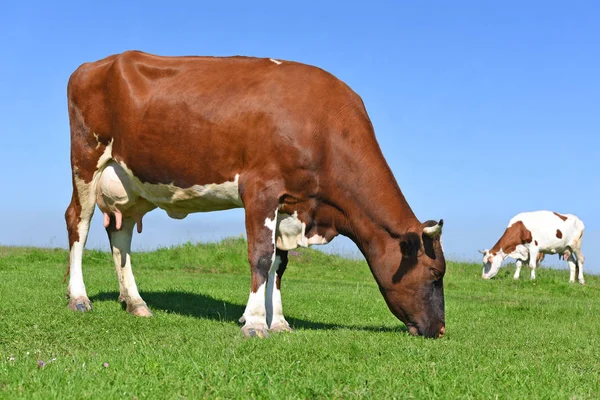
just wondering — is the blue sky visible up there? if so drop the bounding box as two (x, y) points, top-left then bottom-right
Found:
(1, 1), (599, 273)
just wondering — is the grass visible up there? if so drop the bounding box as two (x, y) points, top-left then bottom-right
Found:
(0, 237), (599, 399)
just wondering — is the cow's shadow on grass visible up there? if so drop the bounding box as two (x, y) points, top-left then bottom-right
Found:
(90, 291), (405, 333)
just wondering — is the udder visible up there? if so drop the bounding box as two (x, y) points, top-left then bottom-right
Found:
(96, 161), (156, 232)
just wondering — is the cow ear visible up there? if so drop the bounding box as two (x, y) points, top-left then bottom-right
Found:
(400, 232), (421, 258)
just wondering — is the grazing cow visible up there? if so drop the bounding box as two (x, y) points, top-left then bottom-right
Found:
(479, 211), (585, 283)
(65, 51), (446, 338)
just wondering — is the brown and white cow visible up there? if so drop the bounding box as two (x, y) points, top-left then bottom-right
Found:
(65, 51), (446, 338)
(479, 211), (585, 283)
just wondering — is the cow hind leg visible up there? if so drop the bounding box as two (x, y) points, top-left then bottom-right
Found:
(566, 252), (577, 284)
(106, 216), (152, 316)
(528, 248), (539, 280)
(65, 180), (97, 312)
(266, 249), (293, 333)
(572, 247), (585, 285)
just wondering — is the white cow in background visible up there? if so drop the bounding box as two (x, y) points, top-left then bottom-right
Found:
(479, 211), (585, 284)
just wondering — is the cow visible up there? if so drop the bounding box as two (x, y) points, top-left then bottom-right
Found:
(65, 51), (446, 338)
(479, 211), (585, 283)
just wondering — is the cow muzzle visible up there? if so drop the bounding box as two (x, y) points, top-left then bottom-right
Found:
(407, 323), (446, 339)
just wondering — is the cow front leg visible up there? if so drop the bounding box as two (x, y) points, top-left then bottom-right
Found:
(106, 216), (151, 316)
(239, 197), (282, 338)
(267, 249), (293, 333)
(513, 260), (522, 280)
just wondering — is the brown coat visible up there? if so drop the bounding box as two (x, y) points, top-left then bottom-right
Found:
(65, 51), (446, 337)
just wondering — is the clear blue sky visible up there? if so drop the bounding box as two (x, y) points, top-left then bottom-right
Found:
(1, 1), (599, 273)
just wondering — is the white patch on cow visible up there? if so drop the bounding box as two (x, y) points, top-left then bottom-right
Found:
(275, 212), (330, 250)
(93, 132), (101, 149)
(242, 281), (267, 327)
(264, 214), (277, 232)
(67, 196), (94, 299)
(276, 212), (306, 250)
(97, 139), (114, 169)
(68, 238), (87, 298)
(511, 244), (529, 263)
(565, 252), (584, 284)
(514, 259), (522, 280)
(266, 255), (286, 328)
(111, 161), (243, 216)
(264, 209), (278, 263)
(269, 58), (282, 65)
(306, 234), (329, 245)
(481, 251), (504, 279)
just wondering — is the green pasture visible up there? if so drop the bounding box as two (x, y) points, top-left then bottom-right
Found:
(0, 238), (598, 399)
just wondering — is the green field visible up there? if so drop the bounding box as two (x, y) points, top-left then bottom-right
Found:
(1, 238), (599, 399)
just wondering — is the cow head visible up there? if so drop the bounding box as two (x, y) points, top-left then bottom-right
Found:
(479, 249), (504, 279)
(380, 219), (446, 338)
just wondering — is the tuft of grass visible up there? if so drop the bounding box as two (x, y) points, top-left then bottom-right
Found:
(0, 239), (599, 399)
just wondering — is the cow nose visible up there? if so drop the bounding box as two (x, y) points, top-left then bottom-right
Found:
(438, 325), (446, 338)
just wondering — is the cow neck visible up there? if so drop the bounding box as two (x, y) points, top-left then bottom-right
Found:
(489, 221), (530, 256)
(324, 153), (421, 278)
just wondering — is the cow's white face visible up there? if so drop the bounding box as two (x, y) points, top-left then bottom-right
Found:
(481, 250), (504, 279)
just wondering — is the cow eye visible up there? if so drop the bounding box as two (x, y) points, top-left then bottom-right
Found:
(429, 267), (443, 280)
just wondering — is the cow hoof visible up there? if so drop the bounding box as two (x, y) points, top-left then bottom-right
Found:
(241, 324), (270, 338)
(68, 297), (92, 312)
(127, 302), (153, 317)
(270, 322), (294, 333)
(238, 315), (246, 324)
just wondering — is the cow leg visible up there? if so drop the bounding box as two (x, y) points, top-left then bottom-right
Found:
(566, 252), (577, 283)
(65, 181), (96, 312)
(528, 248), (539, 280)
(572, 248), (585, 285)
(106, 216), (152, 316)
(513, 260), (522, 280)
(536, 252), (545, 265)
(267, 249), (293, 333)
(238, 189), (282, 338)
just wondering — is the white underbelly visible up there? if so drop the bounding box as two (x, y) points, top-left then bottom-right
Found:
(97, 161), (331, 249)
(97, 161), (243, 219)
